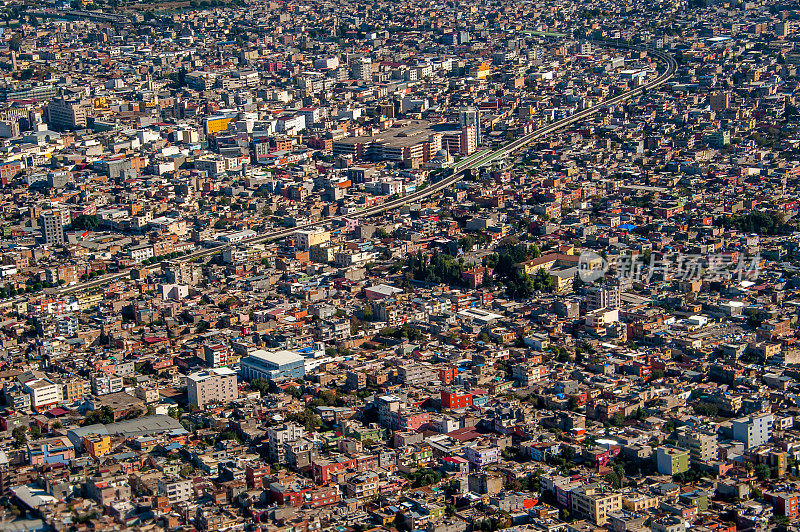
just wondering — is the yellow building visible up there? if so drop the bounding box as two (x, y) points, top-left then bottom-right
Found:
(472, 62), (491, 79)
(623, 492), (660, 512)
(570, 484), (622, 525)
(60, 378), (85, 403)
(204, 116), (235, 135)
(77, 292), (103, 311)
(83, 435), (112, 459)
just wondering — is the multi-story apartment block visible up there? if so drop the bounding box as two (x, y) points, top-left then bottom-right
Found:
(569, 484), (623, 525)
(732, 413), (774, 448)
(186, 367), (238, 408)
(40, 209), (66, 246)
(158, 477), (192, 505)
(676, 427), (717, 463)
(655, 447), (690, 476)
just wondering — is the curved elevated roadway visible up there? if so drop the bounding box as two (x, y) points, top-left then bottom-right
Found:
(54, 43), (676, 296)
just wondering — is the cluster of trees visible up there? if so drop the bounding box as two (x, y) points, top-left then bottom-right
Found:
(484, 243), (553, 298)
(672, 468), (707, 484)
(11, 426), (27, 447)
(80, 269), (106, 281)
(309, 389), (341, 408)
(405, 468), (441, 487)
(250, 380), (304, 400)
(325, 345), (353, 357)
(379, 324), (424, 342)
(216, 430), (244, 444)
(288, 408), (322, 432)
(547, 446), (577, 472)
(71, 215), (100, 231)
(604, 461), (627, 489)
(551, 346), (572, 363)
(473, 514), (517, 532)
(167, 403), (199, 421)
(693, 402), (719, 417)
(83, 406), (115, 426)
(142, 250), (193, 266)
(754, 463), (772, 481)
(0, 279), (64, 299)
(472, 517), (501, 532)
(250, 379), (271, 397)
(519, 471), (544, 492)
(458, 235), (488, 252)
(717, 211), (791, 235)
(406, 250), (466, 286)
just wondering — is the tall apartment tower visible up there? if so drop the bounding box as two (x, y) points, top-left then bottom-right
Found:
(585, 283), (621, 312)
(46, 97), (89, 131)
(459, 107), (481, 145)
(351, 57), (372, 81)
(709, 92), (731, 112)
(41, 210), (66, 246)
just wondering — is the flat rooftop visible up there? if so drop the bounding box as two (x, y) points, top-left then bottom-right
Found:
(247, 349), (305, 366)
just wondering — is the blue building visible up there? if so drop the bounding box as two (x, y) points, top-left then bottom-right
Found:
(240, 349), (306, 381)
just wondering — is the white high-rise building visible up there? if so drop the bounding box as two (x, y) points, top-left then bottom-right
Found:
(732, 413), (774, 448)
(352, 57), (372, 81)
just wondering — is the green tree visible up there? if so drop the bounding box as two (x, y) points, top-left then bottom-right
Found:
(533, 268), (554, 292)
(71, 214), (99, 231)
(289, 408), (321, 432)
(286, 386), (303, 399)
(407, 468), (442, 487)
(459, 236), (475, 252)
(604, 471), (622, 488)
(561, 446), (576, 462)
(755, 463), (771, 481)
(83, 406), (115, 426)
(11, 426), (26, 446)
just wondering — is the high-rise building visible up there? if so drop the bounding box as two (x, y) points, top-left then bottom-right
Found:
(709, 92), (731, 112)
(266, 423), (305, 462)
(240, 349), (306, 382)
(204, 344), (231, 367)
(676, 427), (718, 463)
(46, 97), (89, 130)
(40, 209), (66, 246)
(459, 107), (481, 145)
(569, 484), (622, 525)
(91, 373), (123, 396)
(655, 446), (690, 475)
(585, 284), (621, 311)
(157, 477), (192, 505)
(732, 413), (774, 448)
(351, 57), (372, 81)
(775, 21), (791, 38)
